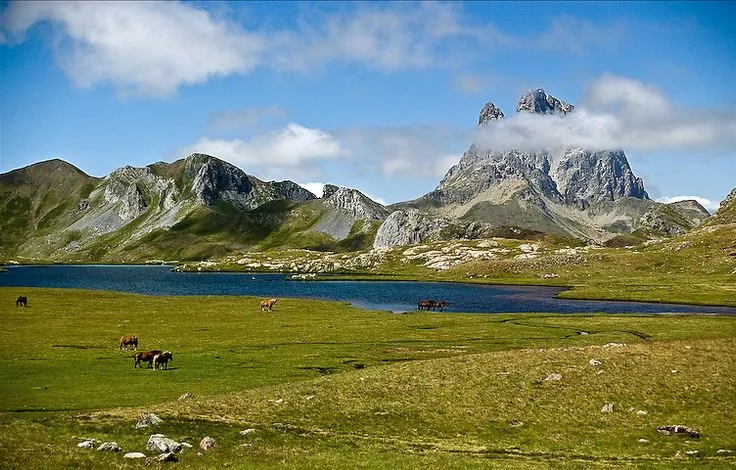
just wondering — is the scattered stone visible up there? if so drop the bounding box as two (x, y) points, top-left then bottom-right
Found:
(270, 398), (284, 405)
(638, 439), (649, 444)
(305, 395), (315, 401)
(596, 370), (604, 375)
(637, 410), (648, 416)
(136, 412), (163, 429)
(589, 359), (602, 366)
(657, 425), (700, 438)
(601, 403), (614, 413)
(147, 434), (183, 453)
(96, 442), (121, 452)
(544, 373), (563, 381)
(181, 442), (193, 449)
(77, 439), (98, 449)
(123, 452), (146, 459)
(685, 450), (699, 456)
(717, 449), (733, 454)
(177, 392), (191, 401)
(603, 342), (627, 348)
(671, 370), (679, 374)
(240, 429), (256, 436)
(200, 436), (217, 451)
(158, 451), (179, 462)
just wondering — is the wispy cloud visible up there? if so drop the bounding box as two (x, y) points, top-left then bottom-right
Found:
(474, 75), (736, 154)
(2, 1), (630, 98)
(180, 123), (344, 181)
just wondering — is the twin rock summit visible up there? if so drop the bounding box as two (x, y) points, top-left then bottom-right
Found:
(0, 89), (714, 261)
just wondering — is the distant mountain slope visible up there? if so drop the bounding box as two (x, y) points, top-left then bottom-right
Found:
(0, 154), (388, 261)
(706, 187), (736, 226)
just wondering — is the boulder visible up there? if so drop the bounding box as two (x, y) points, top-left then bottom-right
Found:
(77, 439), (98, 449)
(200, 436), (217, 451)
(123, 452), (147, 459)
(147, 434), (183, 453)
(96, 442), (121, 452)
(136, 412), (163, 429)
(656, 425), (700, 438)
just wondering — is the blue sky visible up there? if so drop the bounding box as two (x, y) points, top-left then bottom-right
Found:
(1, 1), (735, 209)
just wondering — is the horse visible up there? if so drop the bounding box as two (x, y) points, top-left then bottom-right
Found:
(417, 300), (435, 311)
(153, 351), (173, 370)
(119, 335), (138, 351)
(433, 301), (449, 312)
(16, 296), (27, 307)
(260, 298), (278, 311)
(133, 350), (162, 368)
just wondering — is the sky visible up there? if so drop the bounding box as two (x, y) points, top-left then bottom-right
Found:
(1, 1), (735, 210)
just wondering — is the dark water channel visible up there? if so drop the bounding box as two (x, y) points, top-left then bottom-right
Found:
(2, 265), (735, 315)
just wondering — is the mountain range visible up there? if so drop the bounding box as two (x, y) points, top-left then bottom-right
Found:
(0, 89), (724, 262)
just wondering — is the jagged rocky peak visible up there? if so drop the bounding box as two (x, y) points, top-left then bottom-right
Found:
(478, 102), (504, 125)
(322, 184), (339, 199)
(323, 186), (389, 220)
(516, 88), (574, 115)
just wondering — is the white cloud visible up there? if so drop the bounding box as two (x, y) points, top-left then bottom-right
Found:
(297, 182), (326, 198)
(181, 123), (344, 180)
(2, 1), (265, 98)
(474, 75), (736, 154)
(454, 73), (488, 95)
(208, 106), (286, 132)
(656, 196), (718, 213)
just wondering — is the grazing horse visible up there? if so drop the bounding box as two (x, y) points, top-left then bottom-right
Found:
(133, 350), (162, 369)
(260, 298), (278, 311)
(119, 335), (138, 351)
(16, 296), (28, 307)
(153, 351), (173, 370)
(433, 301), (449, 312)
(417, 300), (435, 311)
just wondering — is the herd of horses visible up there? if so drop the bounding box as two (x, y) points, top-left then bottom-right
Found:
(120, 335), (172, 370)
(417, 299), (450, 311)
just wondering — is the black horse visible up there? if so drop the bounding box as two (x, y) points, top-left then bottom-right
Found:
(16, 296), (27, 307)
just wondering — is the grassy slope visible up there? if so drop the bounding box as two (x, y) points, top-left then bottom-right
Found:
(0, 160), (99, 256)
(0, 287), (734, 468)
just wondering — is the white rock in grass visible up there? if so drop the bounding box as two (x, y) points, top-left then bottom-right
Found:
(123, 452), (146, 459)
(96, 442), (121, 452)
(601, 403), (614, 413)
(589, 359), (602, 366)
(136, 412), (163, 429)
(77, 439), (98, 449)
(200, 436), (217, 451)
(544, 373), (562, 381)
(146, 434), (183, 453)
(240, 429), (256, 436)
(638, 439), (649, 443)
(158, 451), (179, 462)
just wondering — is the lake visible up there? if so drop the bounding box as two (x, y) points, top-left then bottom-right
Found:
(2, 265), (735, 315)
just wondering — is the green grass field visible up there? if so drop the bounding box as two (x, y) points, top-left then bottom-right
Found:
(1, 287), (735, 468)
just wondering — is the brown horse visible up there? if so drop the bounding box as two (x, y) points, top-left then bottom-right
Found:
(433, 301), (449, 312)
(260, 298), (278, 311)
(417, 300), (436, 311)
(133, 350), (162, 368)
(16, 296), (28, 307)
(119, 335), (138, 351)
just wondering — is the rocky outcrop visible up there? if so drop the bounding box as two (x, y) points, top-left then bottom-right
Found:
(516, 88), (574, 114)
(373, 210), (451, 248)
(323, 187), (389, 220)
(478, 102), (504, 125)
(552, 148), (648, 209)
(322, 184), (339, 199)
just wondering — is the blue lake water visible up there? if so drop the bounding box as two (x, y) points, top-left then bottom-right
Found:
(1, 265), (735, 315)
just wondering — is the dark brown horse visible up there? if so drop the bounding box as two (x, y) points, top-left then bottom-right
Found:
(417, 300), (436, 311)
(433, 301), (449, 312)
(16, 296), (27, 307)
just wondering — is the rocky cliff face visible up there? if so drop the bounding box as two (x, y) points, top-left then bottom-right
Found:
(373, 210), (451, 248)
(478, 102), (504, 125)
(516, 88), (574, 114)
(323, 187), (389, 220)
